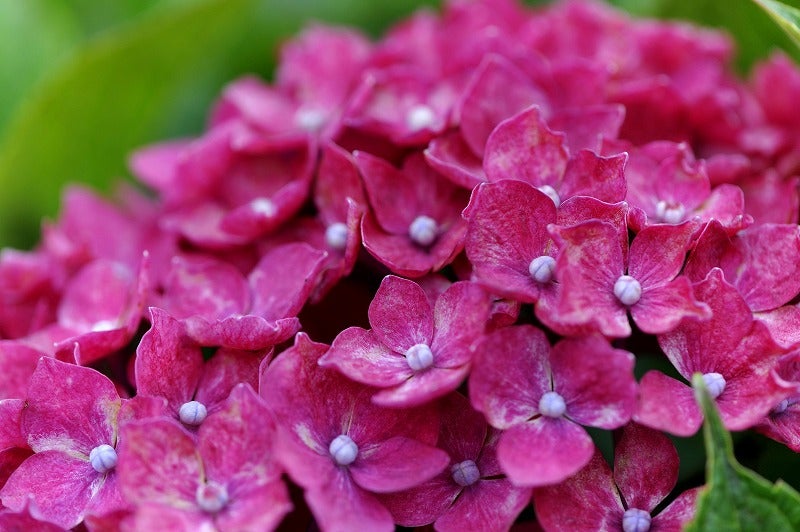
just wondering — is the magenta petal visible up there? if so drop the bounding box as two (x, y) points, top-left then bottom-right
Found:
(469, 325), (550, 429)
(613, 423), (678, 512)
(634, 371), (702, 437)
(160, 256), (249, 321)
(436, 478), (531, 532)
(533, 449), (623, 532)
(216, 480), (292, 532)
(24, 358), (119, 454)
(371, 365), (468, 408)
(548, 104), (625, 155)
(425, 132), (486, 189)
(756, 306), (800, 349)
(198, 384), (282, 483)
(497, 417), (594, 487)
(320, 328), (411, 387)
(632, 277), (711, 335)
(135, 308), (202, 412)
(0, 400), (25, 450)
(117, 419), (201, 507)
(628, 222), (696, 286)
(484, 106), (568, 188)
(184, 315), (300, 350)
(305, 471), (394, 532)
(350, 436), (448, 493)
(0, 342), (43, 399)
(464, 180), (557, 303)
(549, 221), (630, 337)
(550, 336), (636, 429)
(430, 281), (491, 367)
(249, 242), (327, 319)
(458, 55), (549, 157)
(560, 150), (627, 203)
(369, 276), (434, 353)
(652, 487), (700, 530)
(379, 474), (456, 527)
(0, 451), (96, 529)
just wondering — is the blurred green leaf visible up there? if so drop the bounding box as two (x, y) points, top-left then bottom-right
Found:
(0, 1), (82, 131)
(685, 374), (800, 531)
(0, 0), (437, 248)
(753, 0), (800, 48)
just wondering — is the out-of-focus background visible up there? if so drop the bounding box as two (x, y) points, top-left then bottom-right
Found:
(0, 0), (797, 248)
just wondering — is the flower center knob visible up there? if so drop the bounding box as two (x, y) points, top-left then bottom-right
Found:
(406, 104), (436, 131)
(179, 400), (208, 426)
(196, 480), (229, 513)
(405, 343), (434, 371)
(622, 508), (651, 532)
(529, 255), (556, 283)
(655, 200), (686, 224)
(409, 215), (439, 247)
(250, 197), (276, 218)
(702, 372), (727, 399)
(329, 434), (358, 466)
(614, 275), (642, 306)
(295, 107), (326, 131)
(451, 459), (480, 487)
(539, 391), (567, 418)
(325, 222), (349, 251)
(89, 444), (118, 473)
(537, 185), (561, 208)
(774, 399), (791, 415)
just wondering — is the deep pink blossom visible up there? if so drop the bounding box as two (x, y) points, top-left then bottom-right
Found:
(158, 243), (326, 349)
(135, 308), (262, 431)
(357, 151), (470, 277)
(469, 325), (636, 486)
(636, 268), (795, 436)
(549, 218), (709, 337)
(0, 358), (165, 528)
(320, 275), (490, 407)
(381, 392), (531, 531)
(534, 423), (699, 532)
(260, 333), (448, 532)
(118, 384), (291, 531)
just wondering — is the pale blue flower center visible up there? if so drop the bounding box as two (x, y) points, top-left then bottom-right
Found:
(409, 215), (438, 247)
(196, 480), (229, 513)
(774, 399), (792, 414)
(329, 434), (358, 466)
(537, 185), (561, 208)
(295, 107), (326, 131)
(451, 459), (480, 487)
(325, 222), (349, 251)
(622, 508), (651, 532)
(655, 200), (685, 224)
(529, 255), (556, 283)
(250, 197), (276, 218)
(406, 104), (436, 131)
(702, 372), (726, 399)
(539, 391), (567, 418)
(405, 343), (434, 371)
(179, 400), (208, 426)
(614, 275), (642, 306)
(89, 444), (118, 473)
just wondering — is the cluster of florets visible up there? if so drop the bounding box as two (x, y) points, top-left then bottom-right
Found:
(2, 0), (800, 530)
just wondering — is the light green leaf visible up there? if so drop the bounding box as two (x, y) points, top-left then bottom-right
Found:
(0, 0), (437, 248)
(685, 373), (800, 531)
(753, 0), (800, 48)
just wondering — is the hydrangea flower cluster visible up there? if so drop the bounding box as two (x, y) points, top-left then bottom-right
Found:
(2, 0), (800, 529)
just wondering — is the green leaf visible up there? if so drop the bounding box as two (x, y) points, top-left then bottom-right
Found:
(0, 0), (438, 248)
(685, 373), (800, 531)
(753, 0), (800, 48)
